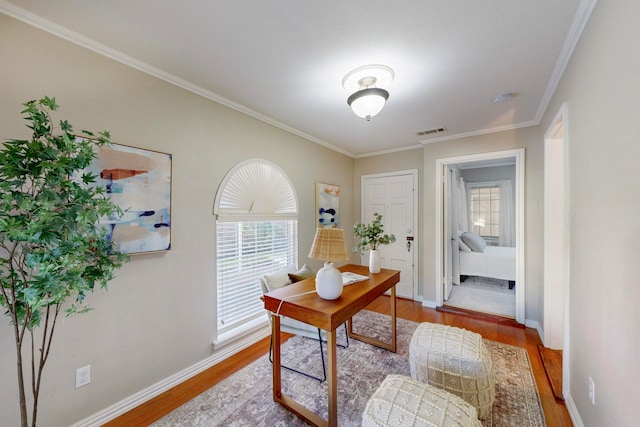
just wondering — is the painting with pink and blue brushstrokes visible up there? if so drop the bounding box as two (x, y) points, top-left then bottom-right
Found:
(85, 143), (172, 254)
(317, 182), (339, 228)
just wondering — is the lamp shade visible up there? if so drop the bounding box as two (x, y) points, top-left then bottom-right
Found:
(308, 228), (349, 300)
(308, 227), (349, 262)
(347, 88), (389, 121)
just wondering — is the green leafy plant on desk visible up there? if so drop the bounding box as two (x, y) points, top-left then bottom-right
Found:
(352, 213), (395, 273)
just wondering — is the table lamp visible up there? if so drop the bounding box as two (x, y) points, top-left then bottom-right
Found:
(308, 227), (350, 300)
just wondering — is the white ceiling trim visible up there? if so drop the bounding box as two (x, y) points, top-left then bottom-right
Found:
(419, 0), (598, 148)
(534, 0), (600, 124)
(419, 120), (538, 146)
(353, 143), (424, 159)
(1, 1), (595, 159)
(0, 0), (356, 158)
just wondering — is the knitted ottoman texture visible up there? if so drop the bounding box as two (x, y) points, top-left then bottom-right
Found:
(362, 374), (482, 427)
(409, 323), (494, 419)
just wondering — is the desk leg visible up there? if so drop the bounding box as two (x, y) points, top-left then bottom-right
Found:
(327, 330), (338, 427)
(272, 315), (282, 400)
(347, 285), (397, 352)
(390, 285), (397, 353)
(271, 314), (328, 426)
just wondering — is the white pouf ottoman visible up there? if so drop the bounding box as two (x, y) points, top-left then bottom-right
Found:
(362, 374), (482, 427)
(409, 323), (494, 419)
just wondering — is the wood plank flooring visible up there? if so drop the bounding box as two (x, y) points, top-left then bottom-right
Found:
(105, 296), (573, 426)
(538, 344), (564, 401)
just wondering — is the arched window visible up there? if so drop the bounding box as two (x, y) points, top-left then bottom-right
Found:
(213, 159), (298, 339)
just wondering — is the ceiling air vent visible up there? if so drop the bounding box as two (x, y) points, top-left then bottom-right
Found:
(417, 127), (446, 136)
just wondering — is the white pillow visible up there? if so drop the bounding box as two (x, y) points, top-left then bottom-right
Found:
(461, 232), (486, 252)
(458, 239), (472, 252)
(262, 270), (291, 292)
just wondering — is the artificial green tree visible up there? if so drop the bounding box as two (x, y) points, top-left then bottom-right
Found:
(0, 97), (129, 427)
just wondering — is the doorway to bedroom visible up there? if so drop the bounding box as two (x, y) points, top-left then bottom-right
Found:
(435, 149), (525, 324)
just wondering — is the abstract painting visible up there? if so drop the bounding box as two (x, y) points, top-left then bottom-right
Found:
(86, 143), (172, 254)
(316, 182), (339, 228)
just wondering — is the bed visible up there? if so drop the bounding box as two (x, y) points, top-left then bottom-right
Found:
(459, 245), (516, 288)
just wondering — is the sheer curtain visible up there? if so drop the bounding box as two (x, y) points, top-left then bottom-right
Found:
(499, 180), (515, 247)
(458, 177), (469, 232)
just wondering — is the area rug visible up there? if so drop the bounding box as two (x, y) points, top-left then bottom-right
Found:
(152, 311), (545, 426)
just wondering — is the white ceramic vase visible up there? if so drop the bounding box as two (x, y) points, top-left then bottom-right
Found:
(369, 249), (381, 274)
(315, 261), (343, 300)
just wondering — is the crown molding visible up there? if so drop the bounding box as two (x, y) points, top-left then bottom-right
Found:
(419, 120), (538, 145)
(354, 143), (424, 159)
(1, 0), (598, 159)
(534, 0), (599, 123)
(0, 1), (356, 158)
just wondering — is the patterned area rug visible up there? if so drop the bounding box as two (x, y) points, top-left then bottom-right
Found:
(153, 311), (545, 426)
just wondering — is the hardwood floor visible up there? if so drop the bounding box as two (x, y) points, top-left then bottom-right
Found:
(538, 344), (564, 401)
(104, 296), (573, 426)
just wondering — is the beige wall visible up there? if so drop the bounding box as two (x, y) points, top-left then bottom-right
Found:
(0, 15), (354, 426)
(354, 148), (424, 294)
(354, 129), (544, 325)
(539, 1), (639, 425)
(419, 128), (544, 321)
(3, 0), (639, 425)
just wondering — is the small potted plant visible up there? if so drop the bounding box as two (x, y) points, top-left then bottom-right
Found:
(353, 213), (396, 273)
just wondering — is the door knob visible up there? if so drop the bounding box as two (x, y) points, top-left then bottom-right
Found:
(406, 236), (414, 252)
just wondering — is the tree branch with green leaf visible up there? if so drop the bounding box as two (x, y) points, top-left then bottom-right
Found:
(0, 97), (129, 427)
(352, 213), (396, 253)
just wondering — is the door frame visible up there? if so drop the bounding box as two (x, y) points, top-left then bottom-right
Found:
(443, 166), (454, 300)
(361, 169), (419, 300)
(435, 149), (525, 324)
(544, 102), (570, 397)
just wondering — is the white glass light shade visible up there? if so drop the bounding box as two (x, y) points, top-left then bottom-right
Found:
(347, 88), (389, 121)
(315, 261), (343, 300)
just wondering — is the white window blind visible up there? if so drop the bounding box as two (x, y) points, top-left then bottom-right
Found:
(214, 159), (299, 340)
(216, 220), (297, 334)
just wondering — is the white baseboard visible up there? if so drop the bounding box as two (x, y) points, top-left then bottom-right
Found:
(564, 393), (584, 427)
(421, 299), (438, 308)
(71, 325), (271, 427)
(525, 319), (543, 341)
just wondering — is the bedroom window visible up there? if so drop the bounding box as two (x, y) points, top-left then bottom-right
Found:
(469, 186), (501, 238)
(213, 159), (298, 341)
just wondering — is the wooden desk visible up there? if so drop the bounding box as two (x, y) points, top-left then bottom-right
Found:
(262, 264), (400, 427)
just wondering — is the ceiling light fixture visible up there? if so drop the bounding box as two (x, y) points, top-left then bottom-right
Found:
(343, 64), (394, 121)
(492, 93), (514, 103)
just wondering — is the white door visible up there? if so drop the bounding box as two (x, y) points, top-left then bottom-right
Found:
(361, 171), (416, 299)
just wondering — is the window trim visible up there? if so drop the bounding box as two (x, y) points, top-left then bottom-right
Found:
(213, 159), (298, 344)
(467, 181), (501, 239)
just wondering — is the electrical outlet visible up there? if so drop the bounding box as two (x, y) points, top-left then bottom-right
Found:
(76, 365), (91, 388)
(588, 377), (595, 405)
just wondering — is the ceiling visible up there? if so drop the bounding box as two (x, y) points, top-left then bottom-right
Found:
(2, 0), (588, 157)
